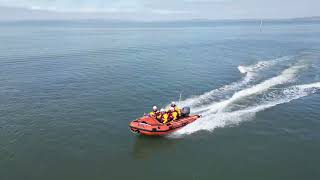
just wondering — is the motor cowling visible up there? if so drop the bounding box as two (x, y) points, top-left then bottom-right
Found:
(181, 106), (190, 116)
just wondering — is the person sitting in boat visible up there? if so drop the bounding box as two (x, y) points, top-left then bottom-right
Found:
(159, 108), (169, 124)
(168, 107), (178, 122)
(169, 101), (181, 117)
(149, 106), (160, 118)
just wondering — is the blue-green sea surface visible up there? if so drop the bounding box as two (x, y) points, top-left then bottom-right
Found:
(1, 21), (320, 180)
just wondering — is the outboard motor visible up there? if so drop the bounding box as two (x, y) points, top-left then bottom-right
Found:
(181, 107), (190, 117)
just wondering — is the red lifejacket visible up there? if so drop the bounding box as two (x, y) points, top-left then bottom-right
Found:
(167, 112), (174, 121)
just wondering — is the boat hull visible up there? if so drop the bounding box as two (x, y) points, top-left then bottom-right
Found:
(129, 115), (200, 136)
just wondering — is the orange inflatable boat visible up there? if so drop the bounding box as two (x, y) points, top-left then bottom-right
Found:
(129, 107), (201, 136)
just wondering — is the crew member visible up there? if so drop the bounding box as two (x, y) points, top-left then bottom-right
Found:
(160, 108), (169, 124)
(149, 106), (160, 117)
(170, 101), (181, 117)
(168, 107), (178, 121)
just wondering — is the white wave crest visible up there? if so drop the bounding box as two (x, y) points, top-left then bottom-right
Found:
(215, 64), (306, 113)
(178, 56), (290, 108)
(237, 56), (291, 74)
(238, 56), (292, 74)
(168, 55), (318, 137)
(189, 63), (305, 116)
(172, 82), (320, 136)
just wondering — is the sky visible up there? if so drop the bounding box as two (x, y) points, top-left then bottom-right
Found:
(0, 0), (319, 21)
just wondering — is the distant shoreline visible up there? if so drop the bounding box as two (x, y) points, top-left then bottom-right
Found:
(0, 16), (320, 24)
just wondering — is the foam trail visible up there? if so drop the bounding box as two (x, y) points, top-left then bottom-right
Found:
(178, 56), (290, 108)
(192, 63), (305, 116)
(178, 72), (252, 108)
(296, 82), (320, 89)
(237, 56), (291, 74)
(216, 64), (306, 113)
(172, 82), (320, 136)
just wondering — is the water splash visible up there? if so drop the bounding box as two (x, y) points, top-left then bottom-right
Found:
(215, 63), (306, 113)
(172, 82), (320, 136)
(171, 55), (318, 137)
(237, 56), (291, 74)
(178, 56), (291, 109)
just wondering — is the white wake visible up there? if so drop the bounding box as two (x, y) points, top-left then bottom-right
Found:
(173, 82), (320, 136)
(171, 56), (319, 137)
(179, 56), (291, 109)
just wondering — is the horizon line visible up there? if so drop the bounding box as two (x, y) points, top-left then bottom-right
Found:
(1, 16), (320, 23)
